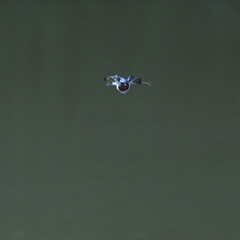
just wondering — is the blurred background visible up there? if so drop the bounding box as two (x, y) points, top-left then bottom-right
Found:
(0, 1), (240, 239)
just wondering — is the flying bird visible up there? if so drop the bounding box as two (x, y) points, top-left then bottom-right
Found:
(104, 75), (151, 94)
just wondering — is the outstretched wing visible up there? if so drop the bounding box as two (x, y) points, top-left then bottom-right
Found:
(104, 76), (117, 86)
(126, 75), (142, 84)
(132, 78), (142, 85)
(131, 77), (151, 86)
(104, 76), (115, 83)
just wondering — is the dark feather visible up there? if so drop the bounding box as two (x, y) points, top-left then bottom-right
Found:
(133, 78), (142, 85)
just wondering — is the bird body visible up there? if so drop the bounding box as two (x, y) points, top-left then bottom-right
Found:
(104, 75), (151, 94)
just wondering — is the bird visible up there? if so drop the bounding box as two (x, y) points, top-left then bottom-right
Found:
(104, 75), (151, 94)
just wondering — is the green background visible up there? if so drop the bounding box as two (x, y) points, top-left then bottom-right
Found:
(1, 1), (240, 239)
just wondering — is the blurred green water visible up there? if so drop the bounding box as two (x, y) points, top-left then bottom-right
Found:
(0, 1), (240, 239)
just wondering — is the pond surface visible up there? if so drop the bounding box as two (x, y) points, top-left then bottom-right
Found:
(0, 1), (240, 239)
